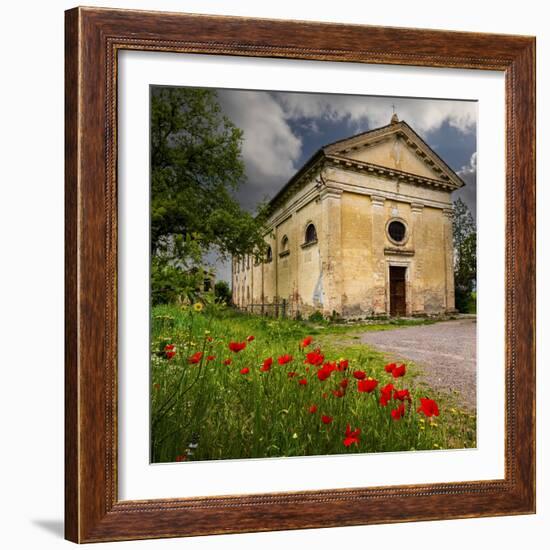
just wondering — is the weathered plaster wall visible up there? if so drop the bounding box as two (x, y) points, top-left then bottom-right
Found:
(232, 159), (458, 318)
(346, 135), (442, 180)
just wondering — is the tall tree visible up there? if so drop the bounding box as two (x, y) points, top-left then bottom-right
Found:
(151, 86), (267, 265)
(452, 198), (477, 312)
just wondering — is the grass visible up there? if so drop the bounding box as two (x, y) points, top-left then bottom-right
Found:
(151, 303), (476, 463)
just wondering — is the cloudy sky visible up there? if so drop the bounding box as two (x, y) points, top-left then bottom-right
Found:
(208, 89), (477, 283)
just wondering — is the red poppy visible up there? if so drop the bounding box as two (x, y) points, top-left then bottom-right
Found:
(417, 397), (440, 417)
(301, 336), (313, 348)
(278, 354), (293, 365)
(287, 371), (297, 378)
(298, 378), (308, 386)
(391, 403), (406, 420)
(322, 392), (328, 399)
(175, 454), (187, 462)
(229, 341), (247, 353)
(357, 378), (378, 393)
(223, 358), (232, 365)
(305, 350), (324, 366)
(309, 404), (318, 414)
(393, 389), (412, 402)
(188, 351), (203, 364)
(343, 424), (361, 446)
(240, 367), (250, 375)
(206, 355), (215, 361)
(384, 362), (397, 373)
(317, 368), (332, 382)
(323, 361), (338, 373)
(338, 359), (349, 371)
(392, 364), (406, 378)
(247, 335), (255, 342)
(353, 370), (366, 380)
(153, 383), (160, 391)
(261, 357), (273, 372)
(206, 336), (213, 342)
(321, 415), (333, 424)
(164, 344), (176, 359)
(380, 383), (395, 406)
(340, 378), (349, 389)
(332, 389), (346, 398)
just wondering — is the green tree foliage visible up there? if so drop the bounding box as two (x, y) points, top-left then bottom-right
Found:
(214, 280), (232, 305)
(150, 87), (267, 303)
(452, 198), (477, 313)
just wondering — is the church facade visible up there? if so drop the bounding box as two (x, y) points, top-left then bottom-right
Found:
(232, 115), (465, 318)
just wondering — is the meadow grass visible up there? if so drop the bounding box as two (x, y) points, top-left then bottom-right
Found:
(151, 303), (475, 463)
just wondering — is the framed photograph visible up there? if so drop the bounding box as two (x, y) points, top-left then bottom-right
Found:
(65, 7), (535, 543)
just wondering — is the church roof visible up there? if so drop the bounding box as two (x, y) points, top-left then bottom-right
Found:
(267, 117), (465, 212)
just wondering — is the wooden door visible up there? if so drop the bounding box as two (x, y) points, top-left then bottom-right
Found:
(390, 266), (407, 316)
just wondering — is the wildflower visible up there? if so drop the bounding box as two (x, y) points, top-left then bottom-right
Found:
(206, 336), (213, 342)
(229, 341), (247, 353)
(380, 383), (395, 406)
(391, 403), (406, 420)
(247, 335), (255, 342)
(317, 368), (332, 382)
(240, 367), (250, 375)
(223, 358), (232, 365)
(393, 389), (411, 402)
(287, 371), (297, 378)
(309, 404), (318, 414)
(175, 454), (187, 462)
(340, 378), (349, 389)
(322, 392), (328, 399)
(301, 336), (313, 348)
(343, 424), (361, 447)
(298, 378), (308, 386)
(153, 383), (160, 391)
(384, 362), (397, 373)
(338, 359), (349, 371)
(305, 350), (324, 366)
(358, 378), (378, 393)
(278, 354), (293, 365)
(292, 433), (298, 439)
(164, 344), (176, 360)
(417, 397), (440, 418)
(321, 415), (333, 425)
(353, 370), (366, 380)
(392, 364), (406, 378)
(260, 357), (273, 372)
(188, 351), (203, 364)
(332, 389), (346, 398)
(193, 302), (203, 313)
(206, 355), (216, 362)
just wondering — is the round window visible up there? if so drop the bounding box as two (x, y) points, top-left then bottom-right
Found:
(388, 220), (407, 243)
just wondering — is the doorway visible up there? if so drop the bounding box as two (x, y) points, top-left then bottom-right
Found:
(389, 266), (407, 316)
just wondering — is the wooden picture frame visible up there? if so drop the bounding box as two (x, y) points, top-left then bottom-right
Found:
(65, 6), (536, 543)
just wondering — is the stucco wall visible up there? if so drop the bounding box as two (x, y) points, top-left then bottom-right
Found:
(232, 159), (457, 318)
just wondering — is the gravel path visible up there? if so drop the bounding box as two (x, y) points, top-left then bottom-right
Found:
(359, 319), (476, 409)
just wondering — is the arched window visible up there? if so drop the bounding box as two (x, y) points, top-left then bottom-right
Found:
(305, 223), (318, 244)
(265, 246), (273, 263)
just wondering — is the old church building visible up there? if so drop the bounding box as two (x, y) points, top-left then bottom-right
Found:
(232, 115), (465, 318)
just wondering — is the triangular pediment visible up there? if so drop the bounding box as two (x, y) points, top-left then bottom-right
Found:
(323, 121), (464, 188)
